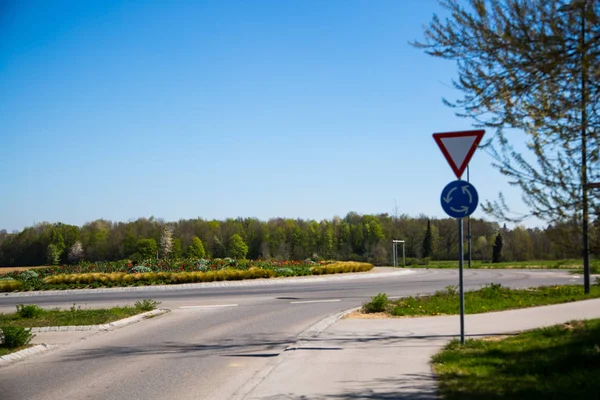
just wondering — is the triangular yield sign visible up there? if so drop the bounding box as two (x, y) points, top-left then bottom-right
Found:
(433, 130), (485, 179)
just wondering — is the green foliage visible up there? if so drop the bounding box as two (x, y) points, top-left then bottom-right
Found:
(362, 293), (389, 313)
(187, 236), (206, 259)
(131, 265), (152, 273)
(388, 284), (600, 317)
(0, 305), (153, 327)
(45, 244), (61, 266)
(0, 212), (592, 269)
(0, 326), (34, 348)
(134, 299), (161, 311)
(0, 277), (17, 291)
(171, 238), (182, 259)
(227, 234), (248, 259)
(422, 219), (434, 258)
(412, 1), (600, 224)
(137, 238), (157, 260)
(433, 319), (600, 399)
(492, 233), (503, 263)
(16, 270), (39, 281)
(16, 304), (44, 319)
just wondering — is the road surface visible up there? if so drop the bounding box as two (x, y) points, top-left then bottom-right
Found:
(0, 268), (579, 400)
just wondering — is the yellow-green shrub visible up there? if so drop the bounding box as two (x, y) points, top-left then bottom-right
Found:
(0, 280), (22, 292)
(311, 262), (373, 275)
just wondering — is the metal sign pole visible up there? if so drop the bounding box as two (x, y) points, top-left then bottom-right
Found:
(467, 166), (472, 269)
(458, 218), (465, 344)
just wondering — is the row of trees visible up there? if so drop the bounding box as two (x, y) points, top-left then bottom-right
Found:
(0, 213), (597, 266)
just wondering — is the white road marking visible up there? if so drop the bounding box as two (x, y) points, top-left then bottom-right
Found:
(179, 304), (239, 309)
(290, 299), (341, 304)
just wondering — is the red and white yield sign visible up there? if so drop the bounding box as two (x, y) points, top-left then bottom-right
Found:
(433, 130), (485, 179)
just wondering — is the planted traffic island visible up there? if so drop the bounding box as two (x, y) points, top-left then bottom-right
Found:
(0, 259), (374, 292)
(0, 300), (162, 357)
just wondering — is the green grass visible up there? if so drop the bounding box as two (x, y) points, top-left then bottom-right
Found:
(432, 319), (600, 399)
(0, 302), (159, 328)
(367, 284), (600, 316)
(413, 259), (593, 269)
(0, 345), (31, 357)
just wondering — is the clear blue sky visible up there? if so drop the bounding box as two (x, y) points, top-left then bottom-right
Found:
(0, 0), (533, 232)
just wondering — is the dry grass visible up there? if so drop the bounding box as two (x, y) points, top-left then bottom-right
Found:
(0, 266), (48, 274)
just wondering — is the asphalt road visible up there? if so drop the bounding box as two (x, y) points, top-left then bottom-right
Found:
(0, 268), (580, 400)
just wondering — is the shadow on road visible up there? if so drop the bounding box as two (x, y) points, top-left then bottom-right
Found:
(247, 374), (438, 400)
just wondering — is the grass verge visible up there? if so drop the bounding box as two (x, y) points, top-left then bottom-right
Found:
(0, 345), (31, 357)
(0, 300), (160, 328)
(361, 284), (600, 316)
(409, 259), (596, 269)
(432, 319), (600, 399)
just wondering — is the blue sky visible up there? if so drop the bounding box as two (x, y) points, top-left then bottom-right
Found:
(0, 0), (533, 232)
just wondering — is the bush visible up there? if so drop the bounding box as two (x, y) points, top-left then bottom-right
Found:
(1, 326), (34, 348)
(16, 304), (44, 319)
(363, 293), (389, 313)
(16, 270), (39, 282)
(0, 281), (21, 292)
(134, 299), (161, 311)
(274, 267), (294, 277)
(131, 265), (153, 273)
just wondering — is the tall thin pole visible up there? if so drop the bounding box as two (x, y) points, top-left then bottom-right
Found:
(467, 166), (472, 268)
(581, 3), (590, 294)
(458, 218), (465, 344)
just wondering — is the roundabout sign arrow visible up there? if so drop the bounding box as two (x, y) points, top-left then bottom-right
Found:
(441, 181), (479, 219)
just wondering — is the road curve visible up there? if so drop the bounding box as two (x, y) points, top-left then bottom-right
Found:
(0, 268), (579, 400)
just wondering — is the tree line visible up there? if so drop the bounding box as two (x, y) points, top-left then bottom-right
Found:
(0, 213), (597, 267)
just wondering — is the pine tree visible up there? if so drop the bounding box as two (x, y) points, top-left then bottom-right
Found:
(492, 233), (504, 263)
(422, 220), (434, 258)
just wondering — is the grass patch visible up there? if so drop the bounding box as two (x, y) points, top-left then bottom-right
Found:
(0, 344), (31, 357)
(432, 319), (600, 399)
(366, 284), (600, 317)
(0, 300), (160, 328)
(407, 259), (598, 270)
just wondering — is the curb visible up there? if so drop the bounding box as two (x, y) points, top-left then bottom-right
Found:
(231, 305), (358, 400)
(0, 308), (170, 368)
(0, 343), (54, 366)
(28, 308), (169, 333)
(1, 269), (417, 298)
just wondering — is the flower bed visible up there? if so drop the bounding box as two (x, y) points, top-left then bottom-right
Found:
(0, 259), (373, 292)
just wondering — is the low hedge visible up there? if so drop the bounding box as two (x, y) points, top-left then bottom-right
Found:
(0, 281), (22, 292)
(310, 262), (374, 275)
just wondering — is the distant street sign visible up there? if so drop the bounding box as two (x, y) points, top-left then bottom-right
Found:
(441, 180), (479, 219)
(433, 130), (485, 179)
